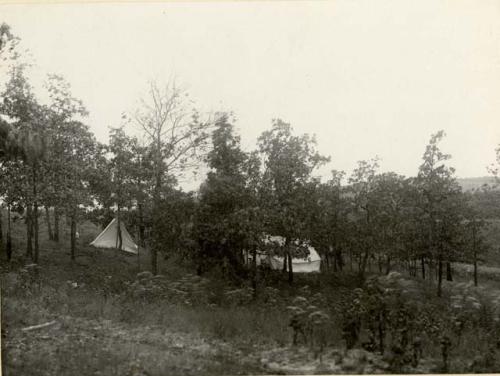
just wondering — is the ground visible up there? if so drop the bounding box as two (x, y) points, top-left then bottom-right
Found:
(2, 219), (500, 375)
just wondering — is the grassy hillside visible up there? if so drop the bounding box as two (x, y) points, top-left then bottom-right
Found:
(1, 219), (276, 375)
(3, 217), (500, 374)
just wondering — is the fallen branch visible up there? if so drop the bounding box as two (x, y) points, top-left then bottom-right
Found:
(21, 320), (57, 332)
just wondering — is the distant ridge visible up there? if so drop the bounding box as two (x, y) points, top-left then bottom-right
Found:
(457, 176), (498, 191)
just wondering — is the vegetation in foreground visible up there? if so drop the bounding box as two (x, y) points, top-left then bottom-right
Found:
(3, 221), (500, 375)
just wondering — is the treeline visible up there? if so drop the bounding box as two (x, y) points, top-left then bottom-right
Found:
(0, 23), (498, 296)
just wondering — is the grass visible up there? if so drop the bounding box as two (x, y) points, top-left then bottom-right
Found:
(3, 217), (500, 374)
(1, 218), (294, 375)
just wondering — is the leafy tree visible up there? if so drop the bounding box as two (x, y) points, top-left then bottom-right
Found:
(0, 159), (26, 260)
(0, 23), (18, 55)
(416, 130), (465, 296)
(468, 187), (500, 220)
(460, 196), (489, 287)
(313, 170), (348, 272)
(153, 188), (196, 263)
(195, 114), (263, 280)
(258, 119), (329, 284)
(396, 177), (428, 278)
(51, 120), (97, 259)
(107, 127), (138, 249)
(1, 66), (48, 262)
(0, 117), (23, 159)
(0, 23), (21, 90)
(370, 172), (412, 274)
(346, 158), (380, 277)
(89, 127), (154, 252)
(40, 74), (88, 242)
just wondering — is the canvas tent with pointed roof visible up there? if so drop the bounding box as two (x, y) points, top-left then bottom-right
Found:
(90, 218), (138, 254)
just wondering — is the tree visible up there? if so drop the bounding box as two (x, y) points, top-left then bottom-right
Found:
(107, 127), (138, 250)
(132, 81), (210, 274)
(0, 135), (30, 261)
(258, 119), (329, 284)
(369, 172), (413, 274)
(416, 130), (464, 296)
(40, 74), (88, 242)
(1, 66), (48, 262)
(154, 188), (196, 263)
(308, 170), (347, 272)
(52, 121), (97, 259)
(0, 23), (21, 90)
(0, 23), (18, 56)
(90, 127), (155, 254)
(0, 118), (23, 160)
(346, 158), (380, 277)
(195, 114), (263, 279)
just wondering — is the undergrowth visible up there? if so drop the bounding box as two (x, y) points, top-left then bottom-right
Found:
(3, 222), (500, 374)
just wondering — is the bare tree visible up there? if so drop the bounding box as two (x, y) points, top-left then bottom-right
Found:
(133, 80), (210, 274)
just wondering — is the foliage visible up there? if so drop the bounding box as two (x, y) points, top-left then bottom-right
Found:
(195, 114), (264, 277)
(258, 119), (329, 282)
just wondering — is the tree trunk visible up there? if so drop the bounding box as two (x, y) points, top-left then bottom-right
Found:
(446, 262), (453, 281)
(53, 207), (60, 242)
(151, 242), (158, 275)
(136, 222), (141, 272)
(116, 206), (123, 251)
(150, 134), (163, 276)
(33, 166), (39, 263)
(252, 247), (257, 298)
(284, 237), (293, 284)
(45, 206), (54, 241)
(6, 204), (12, 261)
(336, 248), (344, 272)
(359, 251), (369, 278)
(0, 206), (3, 258)
(139, 224), (145, 247)
(437, 256), (443, 297)
(70, 214), (76, 260)
(410, 259), (416, 277)
(473, 223), (478, 287)
(138, 203), (146, 248)
(327, 253), (334, 272)
(385, 255), (391, 275)
(33, 200), (39, 263)
(421, 256), (425, 280)
(26, 204), (33, 259)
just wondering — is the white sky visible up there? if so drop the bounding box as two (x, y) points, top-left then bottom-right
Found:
(2, 0), (500, 188)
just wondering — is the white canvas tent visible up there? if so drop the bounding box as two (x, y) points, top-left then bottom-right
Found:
(90, 218), (138, 254)
(246, 236), (321, 273)
(267, 250), (321, 273)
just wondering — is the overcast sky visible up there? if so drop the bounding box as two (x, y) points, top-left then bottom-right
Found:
(2, 0), (500, 188)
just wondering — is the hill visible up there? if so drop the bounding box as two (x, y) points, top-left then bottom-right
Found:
(3, 216), (500, 374)
(457, 176), (497, 191)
